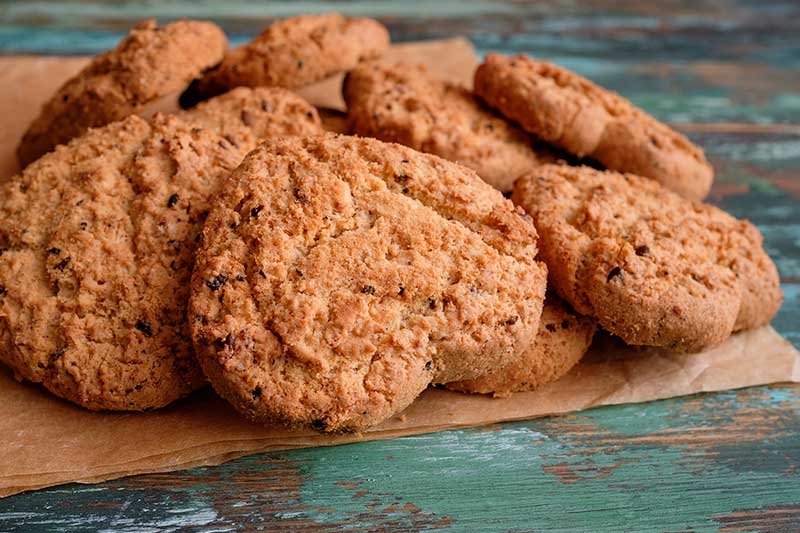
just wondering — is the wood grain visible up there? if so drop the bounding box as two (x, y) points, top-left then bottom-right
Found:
(0, 1), (798, 531)
(1, 386), (797, 531)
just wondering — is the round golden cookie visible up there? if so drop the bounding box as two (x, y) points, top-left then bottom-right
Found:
(475, 54), (714, 200)
(179, 86), (324, 151)
(0, 87), (323, 410)
(189, 134), (548, 432)
(17, 19), (227, 167)
(0, 115), (246, 410)
(343, 62), (558, 192)
(512, 164), (782, 353)
(190, 13), (389, 99)
(446, 295), (595, 396)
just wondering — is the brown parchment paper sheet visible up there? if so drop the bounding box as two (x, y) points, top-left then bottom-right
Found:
(1, 38), (798, 498)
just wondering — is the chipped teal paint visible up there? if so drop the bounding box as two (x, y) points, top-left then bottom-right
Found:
(2, 387), (798, 531)
(0, 1), (798, 530)
(286, 388), (800, 532)
(2, 1), (800, 125)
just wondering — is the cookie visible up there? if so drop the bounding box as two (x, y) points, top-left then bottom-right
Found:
(189, 13), (389, 101)
(513, 165), (782, 352)
(446, 294), (595, 396)
(475, 54), (714, 200)
(189, 134), (548, 432)
(17, 19), (227, 167)
(343, 62), (558, 191)
(180, 86), (324, 150)
(0, 114), (250, 410)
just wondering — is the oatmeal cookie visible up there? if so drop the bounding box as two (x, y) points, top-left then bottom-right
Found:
(446, 294), (595, 396)
(475, 54), (714, 200)
(17, 19), (227, 167)
(190, 134), (548, 431)
(1, 115), (246, 410)
(189, 13), (389, 100)
(512, 164), (781, 352)
(180, 86), (324, 150)
(344, 62), (558, 191)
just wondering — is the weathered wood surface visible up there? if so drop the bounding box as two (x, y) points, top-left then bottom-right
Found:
(0, 1), (798, 531)
(1, 387), (798, 531)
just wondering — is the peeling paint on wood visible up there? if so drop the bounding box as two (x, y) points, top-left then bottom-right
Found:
(2, 387), (798, 531)
(0, 1), (798, 531)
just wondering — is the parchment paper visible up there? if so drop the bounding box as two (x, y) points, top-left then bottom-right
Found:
(1, 38), (798, 498)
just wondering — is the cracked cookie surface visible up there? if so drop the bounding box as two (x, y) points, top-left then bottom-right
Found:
(190, 134), (548, 432)
(475, 54), (713, 200)
(17, 19), (227, 167)
(190, 13), (389, 100)
(446, 294), (595, 396)
(180, 86), (324, 150)
(1, 115), (246, 410)
(512, 164), (782, 352)
(344, 62), (558, 191)
(0, 88), (323, 410)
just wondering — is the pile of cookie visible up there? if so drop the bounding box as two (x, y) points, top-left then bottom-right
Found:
(0, 14), (782, 433)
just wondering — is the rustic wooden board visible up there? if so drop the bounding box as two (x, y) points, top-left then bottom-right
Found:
(0, 1), (798, 530)
(1, 387), (798, 531)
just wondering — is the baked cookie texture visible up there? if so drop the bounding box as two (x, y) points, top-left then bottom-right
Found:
(475, 54), (714, 200)
(0, 115), (246, 410)
(17, 19), (227, 167)
(0, 87), (323, 410)
(446, 294), (595, 396)
(190, 134), (548, 432)
(513, 165), (782, 353)
(343, 62), (558, 191)
(180, 86), (324, 150)
(191, 13), (389, 99)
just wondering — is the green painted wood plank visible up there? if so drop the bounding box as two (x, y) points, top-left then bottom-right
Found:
(1, 386), (797, 531)
(1, 1), (799, 124)
(0, 2), (797, 531)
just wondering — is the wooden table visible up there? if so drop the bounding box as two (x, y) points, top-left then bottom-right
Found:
(1, 2), (798, 531)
